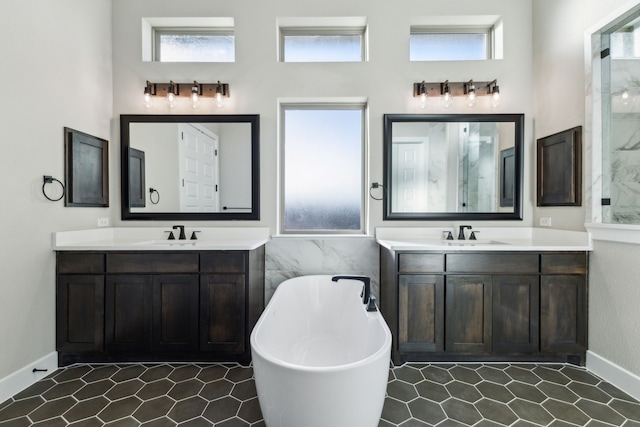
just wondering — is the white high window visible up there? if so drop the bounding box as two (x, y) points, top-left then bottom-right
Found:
(155, 29), (235, 62)
(280, 103), (366, 233)
(278, 17), (367, 62)
(142, 18), (235, 62)
(410, 28), (491, 61)
(409, 16), (503, 61)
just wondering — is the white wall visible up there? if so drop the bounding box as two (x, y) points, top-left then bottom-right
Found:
(0, 0), (112, 381)
(111, 0), (534, 232)
(533, 0), (640, 381)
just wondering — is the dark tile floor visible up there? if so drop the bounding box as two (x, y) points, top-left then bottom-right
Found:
(1, 363), (639, 426)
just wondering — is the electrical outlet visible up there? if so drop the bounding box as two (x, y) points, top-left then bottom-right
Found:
(97, 217), (109, 227)
(539, 217), (552, 227)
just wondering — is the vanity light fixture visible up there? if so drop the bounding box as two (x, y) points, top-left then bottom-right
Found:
(413, 79), (501, 109)
(416, 81), (428, 109)
(464, 79), (477, 107)
(189, 81), (200, 109)
(143, 81), (154, 109)
(488, 79), (501, 109)
(142, 80), (230, 110)
(166, 81), (177, 109)
(440, 80), (454, 109)
(214, 81), (226, 109)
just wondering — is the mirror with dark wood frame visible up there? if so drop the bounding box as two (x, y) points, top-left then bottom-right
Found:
(383, 113), (524, 221)
(120, 114), (260, 220)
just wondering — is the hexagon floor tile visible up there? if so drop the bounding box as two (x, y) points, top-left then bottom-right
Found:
(1, 363), (639, 426)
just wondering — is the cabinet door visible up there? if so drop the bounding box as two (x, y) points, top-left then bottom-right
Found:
(446, 275), (492, 353)
(152, 275), (199, 352)
(57, 275), (104, 352)
(105, 275), (152, 352)
(398, 275), (444, 353)
(493, 275), (539, 354)
(540, 275), (586, 354)
(200, 274), (246, 352)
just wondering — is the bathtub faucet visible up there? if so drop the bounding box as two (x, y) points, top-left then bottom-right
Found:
(331, 275), (377, 312)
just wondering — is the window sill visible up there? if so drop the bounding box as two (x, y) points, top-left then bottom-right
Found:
(585, 223), (640, 245)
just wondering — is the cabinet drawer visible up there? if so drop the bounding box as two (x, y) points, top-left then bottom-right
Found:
(201, 252), (246, 274)
(541, 253), (587, 274)
(447, 253), (539, 273)
(58, 252), (104, 273)
(106, 253), (199, 273)
(398, 253), (444, 273)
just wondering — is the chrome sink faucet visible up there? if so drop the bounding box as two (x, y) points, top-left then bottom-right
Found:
(458, 225), (472, 240)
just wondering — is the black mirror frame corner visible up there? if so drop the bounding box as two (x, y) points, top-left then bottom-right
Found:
(382, 113), (524, 221)
(120, 114), (260, 221)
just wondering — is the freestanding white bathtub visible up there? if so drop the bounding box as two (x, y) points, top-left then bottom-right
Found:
(250, 275), (392, 427)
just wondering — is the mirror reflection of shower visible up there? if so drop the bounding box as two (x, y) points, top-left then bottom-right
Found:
(457, 123), (498, 212)
(390, 120), (508, 214)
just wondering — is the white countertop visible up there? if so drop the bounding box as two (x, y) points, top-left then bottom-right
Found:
(53, 227), (270, 251)
(376, 227), (592, 251)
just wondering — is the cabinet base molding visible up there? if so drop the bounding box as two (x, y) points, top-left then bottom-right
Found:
(0, 351), (58, 404)
(587, 351), (640, 401)
(395, 352), (584, 366)
(58, 351), (250, 367)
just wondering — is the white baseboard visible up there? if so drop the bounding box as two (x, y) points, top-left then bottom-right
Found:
(586, 350), (640, 401)
(0, 352), (58, 404)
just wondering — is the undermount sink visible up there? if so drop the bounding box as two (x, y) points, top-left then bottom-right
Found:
(442, 239), (509, 246)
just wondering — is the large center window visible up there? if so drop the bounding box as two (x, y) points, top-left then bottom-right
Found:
(281, 104), (365, 234)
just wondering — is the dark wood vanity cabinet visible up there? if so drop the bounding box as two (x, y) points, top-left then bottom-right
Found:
(380, 248), (587, 365)
(105, 274), (199, 353)
(56, 248), (264, 366)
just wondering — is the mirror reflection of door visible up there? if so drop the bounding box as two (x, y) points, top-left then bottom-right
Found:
(178, 124), (220, 212)
(392, 137), (428, 212)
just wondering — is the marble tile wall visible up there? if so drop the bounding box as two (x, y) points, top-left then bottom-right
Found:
(610, 113), (640, 222)
(264, 237), (379, 303)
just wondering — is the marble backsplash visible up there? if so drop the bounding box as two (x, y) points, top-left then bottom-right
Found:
(264, 237), (379, 303)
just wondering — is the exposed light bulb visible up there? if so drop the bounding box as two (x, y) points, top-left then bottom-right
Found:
(214, 92), (224, 108)
(166, 92), (176, 108)
(143, 87), (154, 109)
(466, 84), (477, 108)
(214, 83), (225, 109)
(440, 82), (454, 109)
(491, 92), (501, 109)
(189, 85), (200, 109)
(166, 83), (177, 109)
(441, 92), (454, 109)
(419, 92), (428, 109)
(415, 82), (428, 109)
(490, 85), (501, 109)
